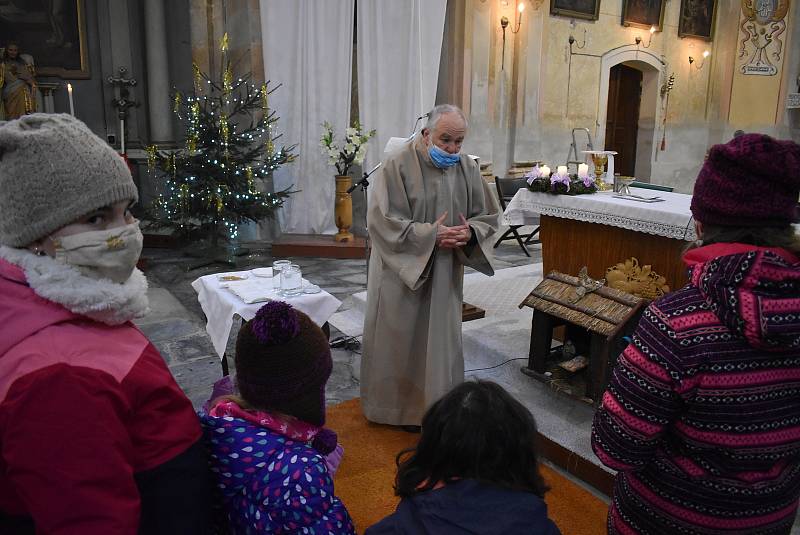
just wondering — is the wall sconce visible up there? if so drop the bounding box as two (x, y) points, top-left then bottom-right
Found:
(635, 26), (656, 48)
(689, 50), (710, 70)
(500, 2), (524, 36)
(500, 3), (525, 70)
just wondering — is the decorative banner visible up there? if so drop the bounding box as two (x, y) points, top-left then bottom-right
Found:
(738, 0), (790, 76)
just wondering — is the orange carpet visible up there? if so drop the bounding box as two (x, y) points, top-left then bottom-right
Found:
(327, 398), (608, 534)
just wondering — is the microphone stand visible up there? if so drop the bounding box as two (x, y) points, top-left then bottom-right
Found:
(409, 113), (429, 138)
(347, 162), (382, 283)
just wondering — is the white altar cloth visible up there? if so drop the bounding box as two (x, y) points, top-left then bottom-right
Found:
(503, 187), (696, 241)
(192, 270), (342, 357)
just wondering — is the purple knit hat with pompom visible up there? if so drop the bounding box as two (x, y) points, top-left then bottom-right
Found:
(235, 301), (332, 427)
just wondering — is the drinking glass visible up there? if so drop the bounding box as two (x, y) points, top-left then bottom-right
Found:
(280, 264), (303, 297)
(272, 260), (291, 290)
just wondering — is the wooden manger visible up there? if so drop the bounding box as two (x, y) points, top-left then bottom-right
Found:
(519, 270), (646, 405)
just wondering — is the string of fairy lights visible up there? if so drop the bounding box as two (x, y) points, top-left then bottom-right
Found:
(147, 32), (296, 242)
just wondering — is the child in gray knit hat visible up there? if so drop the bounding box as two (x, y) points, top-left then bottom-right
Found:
(0, 114), (213, 533)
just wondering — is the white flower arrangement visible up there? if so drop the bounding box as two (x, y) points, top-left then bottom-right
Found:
(320, 121), (376, 176)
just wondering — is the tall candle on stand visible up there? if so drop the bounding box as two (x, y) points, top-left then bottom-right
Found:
(120, 118), (125, 154)
(66, 83), (74, 116)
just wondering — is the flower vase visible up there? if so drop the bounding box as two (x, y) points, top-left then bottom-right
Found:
(334, 175), (354, 242)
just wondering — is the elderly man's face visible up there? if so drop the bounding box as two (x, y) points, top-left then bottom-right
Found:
(423, 112), (466, 155)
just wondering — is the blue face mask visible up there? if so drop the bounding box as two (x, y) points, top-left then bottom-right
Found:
(428, 143), (461, 169)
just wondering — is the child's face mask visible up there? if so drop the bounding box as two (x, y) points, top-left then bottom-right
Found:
(51, 222), (143, 283)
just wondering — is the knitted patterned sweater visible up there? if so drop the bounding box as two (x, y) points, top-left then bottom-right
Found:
(592, 243), (800, 535)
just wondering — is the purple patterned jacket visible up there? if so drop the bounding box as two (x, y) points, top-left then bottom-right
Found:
(592, 243), (800, 534)
(201, 404), (355, 535)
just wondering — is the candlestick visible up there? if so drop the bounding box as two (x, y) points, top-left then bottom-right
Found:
(67, 83), (74, 116)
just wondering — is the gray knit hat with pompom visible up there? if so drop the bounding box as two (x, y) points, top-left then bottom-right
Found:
(0, 113), (138, 247)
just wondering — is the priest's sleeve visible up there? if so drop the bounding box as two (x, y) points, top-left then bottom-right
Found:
(367, 158), (437, 291)
(455, 159), (500, 276)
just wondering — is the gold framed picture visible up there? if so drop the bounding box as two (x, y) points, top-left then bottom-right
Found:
(677, 0), (717, 41)
(622, 0), (667, 31)
(550, 0), (601, 21)
(0, 0), (89, 79)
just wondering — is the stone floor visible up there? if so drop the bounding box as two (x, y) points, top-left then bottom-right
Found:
(135, 232), (539, 409)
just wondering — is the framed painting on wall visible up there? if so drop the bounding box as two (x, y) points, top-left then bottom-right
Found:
(0, 0), (89, 79)
(550, 0), (601, 21)
(678, 0), (717, 40)
(622, 0), (667, 30)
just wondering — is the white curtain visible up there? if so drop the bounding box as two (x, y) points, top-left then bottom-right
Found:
(357, 0), (447, 172)
(260, 0), (355, 235)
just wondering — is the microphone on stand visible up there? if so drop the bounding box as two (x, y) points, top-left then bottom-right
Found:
(409, 112), (430, 138)
(347, 162), (382, 194)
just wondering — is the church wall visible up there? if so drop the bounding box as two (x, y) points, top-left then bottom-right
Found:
(25, 1), (196, 208)
(446, 0), (799, 194)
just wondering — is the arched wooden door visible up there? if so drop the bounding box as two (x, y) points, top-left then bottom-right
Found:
(604, 64), (642, 178)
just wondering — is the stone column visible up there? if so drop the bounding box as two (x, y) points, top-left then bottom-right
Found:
(144, 0), (173, 143)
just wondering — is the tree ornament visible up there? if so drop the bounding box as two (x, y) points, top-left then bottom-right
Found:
(192, 63), (202, 93)
(146, 145), (158, 171)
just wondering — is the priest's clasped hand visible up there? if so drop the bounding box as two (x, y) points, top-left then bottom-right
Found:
(435, 212), (472, 249)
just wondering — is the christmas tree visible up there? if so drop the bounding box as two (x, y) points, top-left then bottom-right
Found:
(146, 33), (296, 254)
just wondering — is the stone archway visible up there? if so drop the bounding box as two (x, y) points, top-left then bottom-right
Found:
(596, 47), (664, 181)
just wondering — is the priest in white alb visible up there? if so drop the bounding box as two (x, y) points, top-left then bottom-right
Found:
(360, 104), (501, 428)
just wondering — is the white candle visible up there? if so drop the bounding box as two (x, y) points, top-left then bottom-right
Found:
(578, 163), (589, 176)
(67, 83), (75, 116)
(540, 165), (551, 177)
(120, 118), (125, 154)
(557, 165), (568, 176)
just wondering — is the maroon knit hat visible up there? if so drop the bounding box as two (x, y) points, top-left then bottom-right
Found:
(691, 133), (800, 227)
(235, 301), (332, 427)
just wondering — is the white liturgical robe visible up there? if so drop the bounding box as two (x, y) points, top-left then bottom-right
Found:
(360, 137), (501, 425)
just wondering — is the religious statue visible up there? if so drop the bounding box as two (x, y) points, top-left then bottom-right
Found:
(0, 42), (36, 120)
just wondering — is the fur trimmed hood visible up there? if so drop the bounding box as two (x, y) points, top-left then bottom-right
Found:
(0, 246), (149, 328)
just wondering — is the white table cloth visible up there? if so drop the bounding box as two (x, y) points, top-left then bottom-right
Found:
(192, 270), (342, 357)
(503, 187), (697, 241)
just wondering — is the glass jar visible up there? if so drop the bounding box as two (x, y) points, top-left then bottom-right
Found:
(272, 259), (291, 289)
(280, 264), (303, 297)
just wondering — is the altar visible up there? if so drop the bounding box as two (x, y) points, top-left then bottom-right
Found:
(504, 187), (696, 291)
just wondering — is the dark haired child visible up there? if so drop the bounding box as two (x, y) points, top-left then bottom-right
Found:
(366, 380), (561, 534)
(200, 301), (355, 534)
